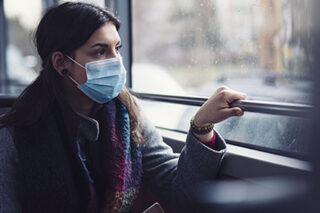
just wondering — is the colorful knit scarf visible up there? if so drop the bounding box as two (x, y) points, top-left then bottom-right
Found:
(97, 99), (142, 213)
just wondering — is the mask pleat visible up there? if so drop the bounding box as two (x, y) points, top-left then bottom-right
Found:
(86, 64), (122, 79)
(86, 75), (120, 86)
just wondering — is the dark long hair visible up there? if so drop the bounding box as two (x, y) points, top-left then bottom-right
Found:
(0, 2), (144, 144)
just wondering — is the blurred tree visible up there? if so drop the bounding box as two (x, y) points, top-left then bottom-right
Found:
(258, 0), (283, 72)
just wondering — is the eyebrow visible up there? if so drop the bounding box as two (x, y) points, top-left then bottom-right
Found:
(90, 41), (121, 48)
(90, 43), (108, 48)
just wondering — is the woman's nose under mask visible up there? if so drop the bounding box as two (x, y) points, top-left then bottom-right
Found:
(66, 56), (126, 104)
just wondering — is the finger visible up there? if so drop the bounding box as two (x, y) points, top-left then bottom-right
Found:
(216, 86), (230, 93)
(221, 107), (244, 118)
(226, 91), (247, 103)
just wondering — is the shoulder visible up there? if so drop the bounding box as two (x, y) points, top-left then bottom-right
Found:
(0, 126), (14, 140)
(0, 126), (21, 213)
(0, 126), (16, 157)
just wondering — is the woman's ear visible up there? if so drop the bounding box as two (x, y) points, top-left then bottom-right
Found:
(51, 51), (68, 77)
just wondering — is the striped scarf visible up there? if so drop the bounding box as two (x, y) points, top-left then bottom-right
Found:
(97, 99), (143, 213)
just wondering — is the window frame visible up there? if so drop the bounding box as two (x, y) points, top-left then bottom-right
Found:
(113, 0), (133, 88)
(0, 0), (8, 94)
(158, 128), (312, 179)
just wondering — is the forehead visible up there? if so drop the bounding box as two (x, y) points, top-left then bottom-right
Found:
(85, 22), (120, 46)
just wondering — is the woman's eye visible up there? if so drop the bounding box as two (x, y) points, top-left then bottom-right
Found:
(116, 45), (122, 52)
(97, 48), (106, 56)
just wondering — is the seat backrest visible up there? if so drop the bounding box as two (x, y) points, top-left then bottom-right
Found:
(0, 95), (16, 115)
(0, 107), (10, 115)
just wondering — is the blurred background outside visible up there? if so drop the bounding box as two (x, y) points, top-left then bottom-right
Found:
(131, 0), (313, 156)
(132, 0), (312, 104)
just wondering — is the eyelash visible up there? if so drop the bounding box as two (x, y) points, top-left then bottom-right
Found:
(116, 44), (122, 52)
(96, 45), (122, 57)
(97, 48), (106, 56)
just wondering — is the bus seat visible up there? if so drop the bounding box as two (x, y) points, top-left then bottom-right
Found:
(0, 107), (10, 115)
(0, 95), (15, 115)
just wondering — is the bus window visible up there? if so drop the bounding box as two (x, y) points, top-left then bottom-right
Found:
(3, 0), (42, 94)
(130, 0), (313, 157)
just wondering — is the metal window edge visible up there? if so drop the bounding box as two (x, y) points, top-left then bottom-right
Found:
(131, 90), (314, 118)
(115, 0), (132, 88)
(157, 128), (312, 179)
(0, 0), (8, 93)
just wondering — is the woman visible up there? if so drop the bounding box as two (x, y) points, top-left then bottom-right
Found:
(0, 2), (246, 213)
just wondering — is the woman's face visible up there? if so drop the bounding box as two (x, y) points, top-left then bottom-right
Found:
(67, 22), (122, 84)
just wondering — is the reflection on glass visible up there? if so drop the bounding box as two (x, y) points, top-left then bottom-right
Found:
(215, 112), (311, 156)
(140, 100), (311, 156)
(132, 0), (312, 104)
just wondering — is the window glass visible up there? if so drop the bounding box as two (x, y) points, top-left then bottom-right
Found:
(4, 0), (42, 95)
(140, 99), (311, 156)
(3, 0), (106, 96)
(132, 0), (312, 104)
(131, 0), (313, 156)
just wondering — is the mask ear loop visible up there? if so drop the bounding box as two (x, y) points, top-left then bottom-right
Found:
(68, 75), (80, 86)
(66, 55), (86, 69)
(65, 55), (86, 86)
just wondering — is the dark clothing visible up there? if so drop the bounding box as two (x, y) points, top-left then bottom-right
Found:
(0, 101), (227, 212)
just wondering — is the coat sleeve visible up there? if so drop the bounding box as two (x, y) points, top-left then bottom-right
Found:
(0, 127), (21, 213)
(140, 113), (227, 209)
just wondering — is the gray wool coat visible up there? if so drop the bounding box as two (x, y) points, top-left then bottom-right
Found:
(0, 109), (227, 212)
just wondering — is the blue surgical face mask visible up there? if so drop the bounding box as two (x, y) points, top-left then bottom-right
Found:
(66, 56), (126, 104)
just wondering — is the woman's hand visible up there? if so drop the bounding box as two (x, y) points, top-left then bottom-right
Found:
(193, 86), (247, 127)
